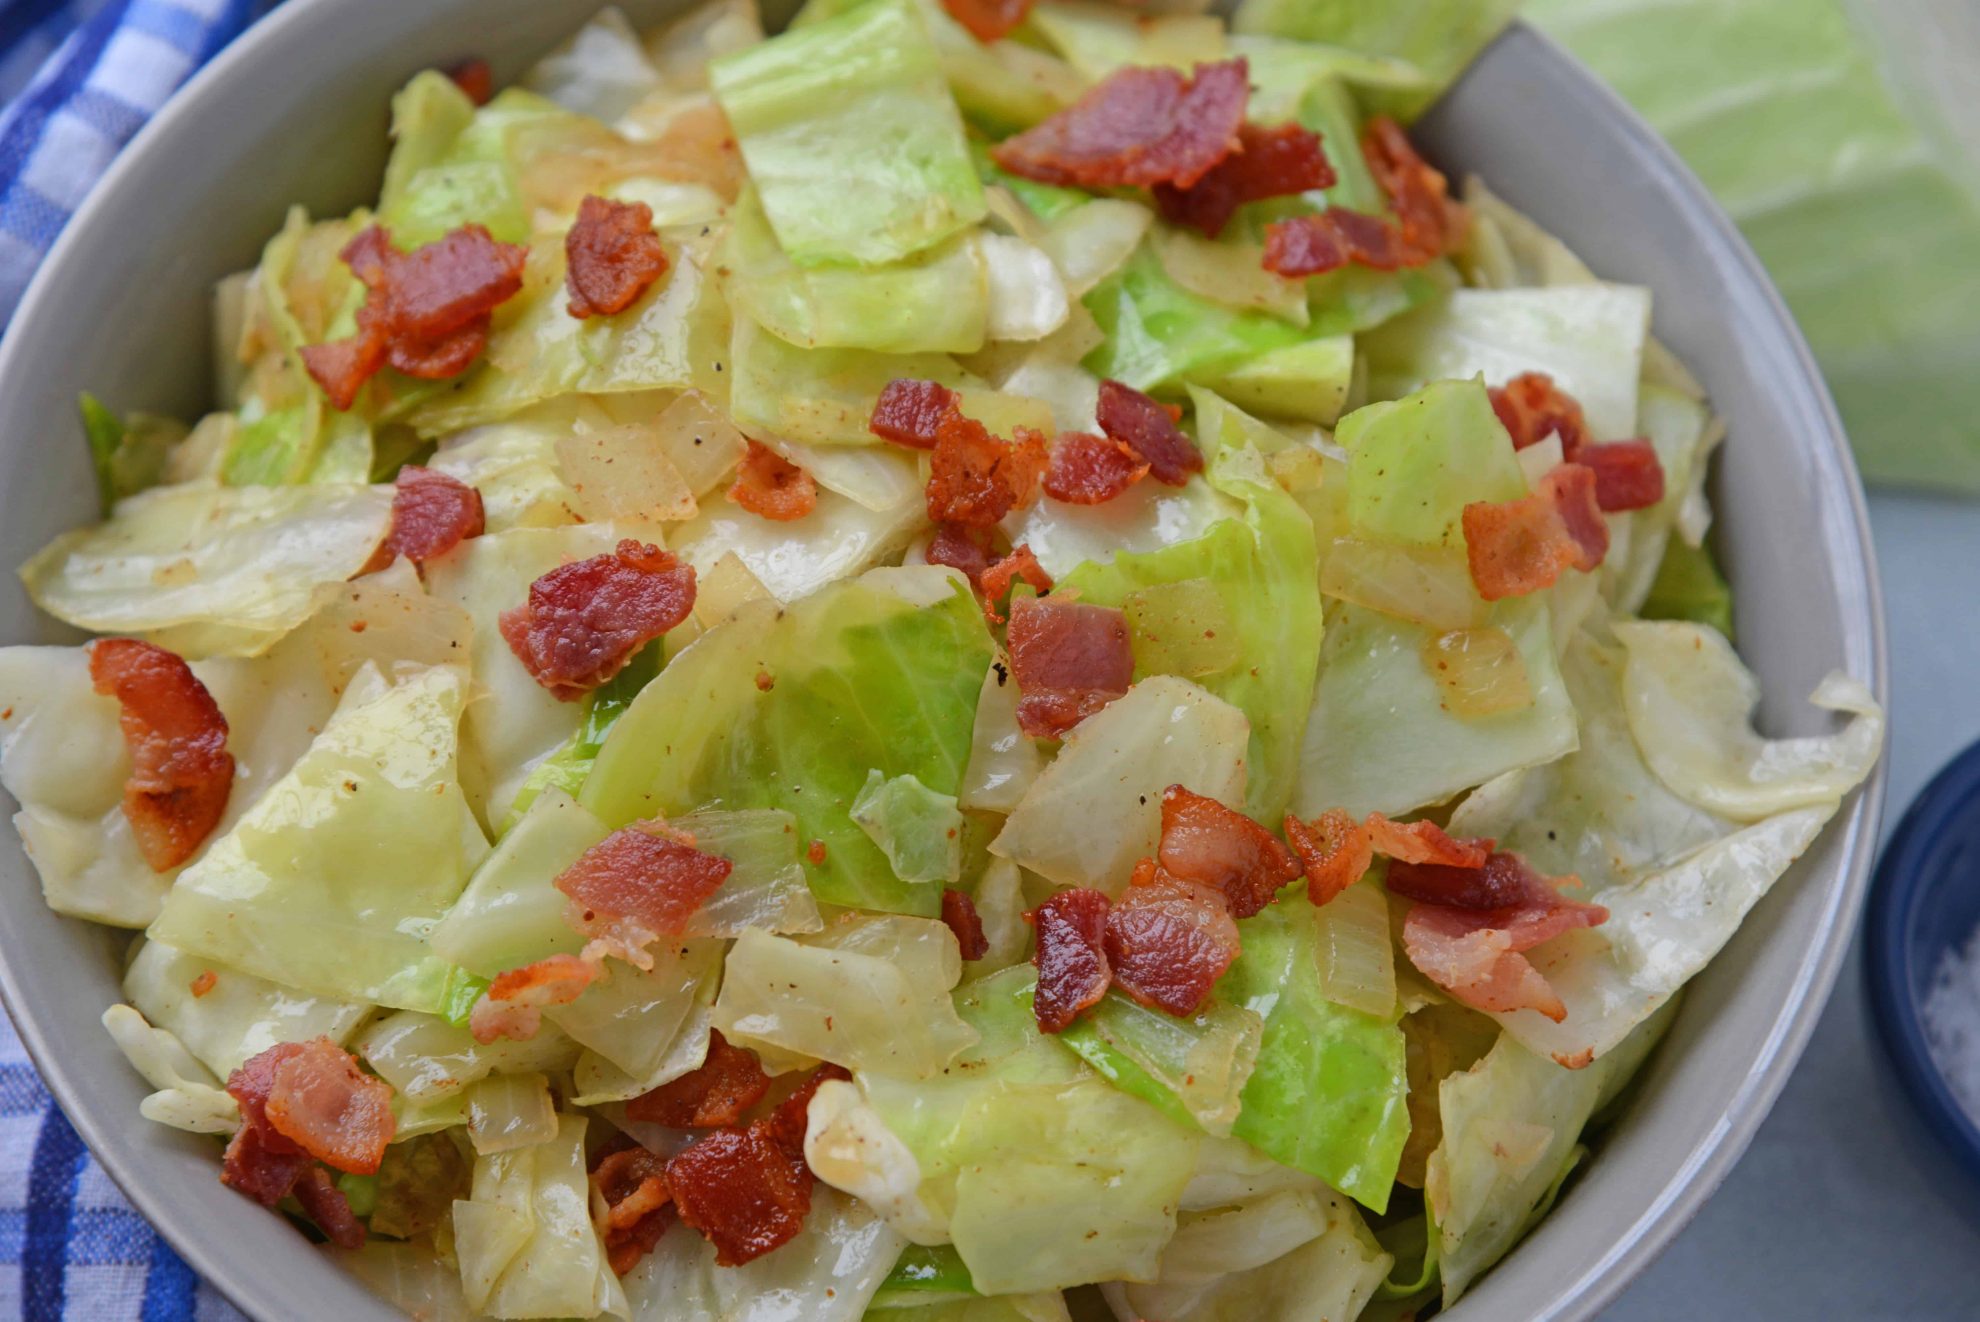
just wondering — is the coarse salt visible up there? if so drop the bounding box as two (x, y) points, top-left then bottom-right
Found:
(1921, 923), (1980, 1123)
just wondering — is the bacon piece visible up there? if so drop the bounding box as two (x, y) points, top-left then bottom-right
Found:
(992, 60), (1249, 191)
(302, 223), (527, 409)
(1262, 208), (1405, 277)
(1489, 373), (1588, 455)
(89, 639), (234, 872)
(1577, 439), (1666, 512)
(627, 1030), (772, 1129)
(591, 1137), (676, 1275)
(189, 970), (218, 998)
(666, 1123), (814, 1267)
(926, 413), (1049, 527)
(220, 1114), (313, 1208)
(366, 465), (485, 572)
(1105, 861), (1242, 1017)
(500, 540), (697, 700)
(925, 521), (997, 589)
(1154, 122), (1337, 238)
(941, 888), (991, 961)
(1095, 380), (1201, 486)
(1027, 887), (1112, 1033)
(1462, 463), (1609, 601)
(293, 1166), (367, 1251)
(1284, 809), (1373, 907)
(468, 952), (602, 1044)
(260, 1038), (396, 1176)
(1364, 117), (1465, 265)
(1388, 849), (1567, 911)
(1400, 857), (1607, 1022)
(1157, 785), (1300, 919)
(727, 440), (818, 522)
(979, 545), (1051, 626)
(445, 57), (494, 106)
(566, 194), (670, 319)
(1007, 597), (1134, 738)
(556, 821), (733, 966)
(467, 996), (542, 1046)
(764, 1062), (853, 1155)
(1042, 431), (1148, 505)
(941, 0), (1035, 42)
(871, 378), (960, 450)
(1364, 813), (1492, 869)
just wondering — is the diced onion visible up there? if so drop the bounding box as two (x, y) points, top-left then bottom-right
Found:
(1312, 877), (1397, 1018)
(1320, 536), (1487, 632)
(1421, 627), (1536, 719)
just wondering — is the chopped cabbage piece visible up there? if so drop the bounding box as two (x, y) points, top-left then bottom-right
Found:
(123, 939), (368, 1079)
(1613, 620), (1885, 821)
(357, 1008), (579, 1103)
(430, 790), (605, 978)
(991, 676), (1250, 894)
(675, 807), (824, 937)
(584, 567), (994, 915)
(331, 1240), (470, 1322)
(804, 1076), (948, 1243)
(1232, 0), (1519, 120)
(1003, 474), (1241, 582)
(1058, 991), (1264, 1138)
(80, 394), (182, 513)
(727, 314), (971, 448)
(960, 657), (1042, 814)
(710, 0), (985, 265)
(521, 7), (663, 122)
(1338, 378), (1525, 548)
(149, 664), (488, 1013)
(852, 770), (966, 887)
(545, 942), (721, 1081)
(673, 478), (923, 606)
(466, 1071), (560, 1155)
(101, 1004), (240, 1135)
(1029, 1), (1227, 79)
(18, 481), (392, 658)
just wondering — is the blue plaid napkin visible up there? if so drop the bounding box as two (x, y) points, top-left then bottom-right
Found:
(0, 5), (268, 1316)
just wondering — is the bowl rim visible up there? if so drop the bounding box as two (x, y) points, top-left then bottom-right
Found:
(1865, 738), (1980, 1184)
(0, 5), (1890, 1320)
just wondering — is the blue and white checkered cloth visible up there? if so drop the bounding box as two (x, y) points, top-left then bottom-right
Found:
(0, 5), (270, 1315)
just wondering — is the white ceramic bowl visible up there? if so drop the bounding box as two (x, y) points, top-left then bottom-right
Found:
(0, 4), (1886, 1318)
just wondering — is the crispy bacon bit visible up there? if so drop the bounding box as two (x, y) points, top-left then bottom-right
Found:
(941, 888), (991, 961)
(1577, 439), (1666, 512)
(445, 57), (494, 106)
(1463, 463), (1609, 601)
(500, 540), (696, 700)
(765, 1063), (852, 1155)
(301, 223), (527, 410)
(469, 952), (602, 1043)
(1489, 373), (1588, 455)
(1105, 861), (1242, 1017)
(1095, 380), (1201, 487)
(925, 521), (997, 589)
(726, 440), (818, 522)
(88, 639), (234, 872)
(667, 1123), (813, 1267)
(556, 821), (733, 966)
(1157, 785), (1300, 919)
(992, 59), (1249, 191)
(1284, 809), (1373, 907)
(467, 996), (541, 1046)
(927, 413), (1049, 528)
(1389, 849), (1561, 911)
(292, 1166), (367, 1251)
(1155, 122), (1337, 238)
(1027, 887), (1113, 1033)
(806, 839), (828, 866)
(189, 970), (218, 998)
(941, 0), (1035, 42)
(627, 1030), (771, 1129)
(980, 545), (1052, 625)
(566, 194), (671, 319)
(871, 378), (960, 450)
(1261, 207), (1404, 277)
(1364, 813), (1492, 869)
(1007, 597), (1134, 738)
(223, 1041), (311, 1206)
(364, 465), (485, 573)
(591, 1137), (675, 1275)
(1364, 116), (1466, 265)
(1400, 855), (1607, 1021)
(1042, 431), (1149, 505)
(261, 1038), (396, 1175)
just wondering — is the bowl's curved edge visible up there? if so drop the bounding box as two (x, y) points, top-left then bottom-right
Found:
(1429, 22), (1890, 1322)
(0, 10), (1891, 1322)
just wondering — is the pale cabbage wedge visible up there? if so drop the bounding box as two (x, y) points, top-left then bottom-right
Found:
(583, 566), (993, 915)
(149, 663), (489, 1013)
(426, 404), (587, 534)
(1001, 473), (1242, 582)
(1029, 0), (1227, 79)
(1614, 620), (1886, 822)
(1232, 0), (1518, 120)
(17, 480), (392, 658)
(123, 938), (369, 1079)
(1108, 1187), (1392, 1322)
(466, 1071), (561, 1155)
(521, 6), (664, 123)
(1601, 384), (1715, 615)
(804, 1077), (949, 1244)
(1360, 285), (1652, 440)
(673, 479), (925, 605)
(1057, 991), (1264, 1138)
(709, 0), (985, 266)
(573, 990), (716, 1106)
(100, 1004), (239, 1136)
(968, 857), (1030, 977)
(546, 942), (723, 1082)
(759, 436), (922, 514)
(331, 1240), (470, 1322)
(357, 1009), (580, 1103)
(851, 771), (966, 887)
(959, 657), (1042, 814)
(991, 675), (1250, 894)
(1428, 1002), (1675, 1305)
(673, 807), (823, 937)
(713, 921), (978, 1076)
(451, 1114), (629, 1319)
(429, 789), (607, 978)
(1296, 598), (1577, 820)
(1337, 378), (1525, 549)
(621, 1186), (905, 1322)
(1180, 1133), (1328, 1213)
(424, 522), (651, 829)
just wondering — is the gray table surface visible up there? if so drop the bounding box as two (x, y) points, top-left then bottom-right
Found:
(1606, 491), (1980, 1319)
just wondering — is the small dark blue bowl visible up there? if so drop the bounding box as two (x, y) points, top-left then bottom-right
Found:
(1866, 738), (1980, 1188)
